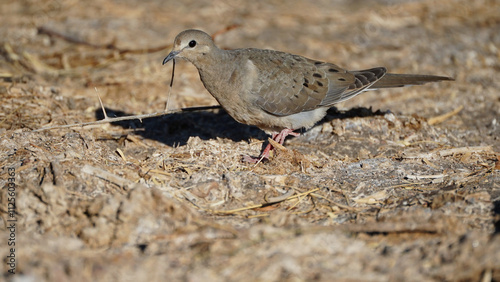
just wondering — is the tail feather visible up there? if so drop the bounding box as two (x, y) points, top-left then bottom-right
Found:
(370, 73), (454, 89)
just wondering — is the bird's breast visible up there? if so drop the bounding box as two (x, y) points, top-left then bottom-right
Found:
(198, 58), (260, 116)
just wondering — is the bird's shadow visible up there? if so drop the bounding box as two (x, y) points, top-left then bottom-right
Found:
(95, 106), (387, 147)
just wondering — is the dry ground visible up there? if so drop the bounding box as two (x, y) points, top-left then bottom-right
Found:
(1, 0), (500, 281)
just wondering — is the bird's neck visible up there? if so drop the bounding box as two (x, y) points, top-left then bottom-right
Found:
(190, 48), (231, 72)
(194, 49), (236, 92)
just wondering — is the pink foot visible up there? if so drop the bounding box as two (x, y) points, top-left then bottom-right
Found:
(242, 129), (300, 163)
(274, 129), (300, 144)
(241, 154), (266, 163)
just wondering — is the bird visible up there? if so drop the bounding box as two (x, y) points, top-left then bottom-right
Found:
(162, 29), (453, 163)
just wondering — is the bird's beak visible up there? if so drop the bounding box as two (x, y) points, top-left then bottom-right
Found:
(162, 50), (180, 65)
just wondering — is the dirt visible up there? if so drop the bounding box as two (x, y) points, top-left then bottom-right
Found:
(1, 0), (499, 281)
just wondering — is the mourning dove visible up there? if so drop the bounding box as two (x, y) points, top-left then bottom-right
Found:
(162, 29), (453, 162)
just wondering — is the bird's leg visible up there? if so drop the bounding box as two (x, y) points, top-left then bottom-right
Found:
(242, 129), (299, 163)
(274, 128), (300, 145)
(242, 133), (277, 163)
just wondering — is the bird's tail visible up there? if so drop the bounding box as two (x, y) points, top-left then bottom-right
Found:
(370, 73), (454, 89)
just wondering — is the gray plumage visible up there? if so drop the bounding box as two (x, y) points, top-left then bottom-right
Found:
(163, 29), (453, 161)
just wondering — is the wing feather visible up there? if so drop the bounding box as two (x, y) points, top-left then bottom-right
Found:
(247, 49), (386, 116)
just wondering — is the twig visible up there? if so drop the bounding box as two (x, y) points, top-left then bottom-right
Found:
(439, 146), (493, 157)
(211, 188), (320, 214)
(291, 195), (316, 215)
(427, 105), (464, 125)
(50, 161), (62, 186)
(31, 105), (222, 132)
(291, 221), (441, 236)
(38, 25), (172, 54)
(165, 59), (176, 112)
(211, 24), (240, 40)
(405, 174), (446, 180)
(265, 189), (295, 203)
(402, 145), (494, 159)
(116, 148), (127, 162)
(287, 192), (307, 211)
(81, 164), (136, 192)
(309, 193), (361, 212)
(95, 87), (109, 119)
(338, 222), (440, 234)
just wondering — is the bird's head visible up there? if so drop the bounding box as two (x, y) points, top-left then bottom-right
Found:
(162, 29), (216, 65)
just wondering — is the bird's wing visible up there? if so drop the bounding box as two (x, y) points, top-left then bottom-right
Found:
(319, 67), (387, 106)
(248, 49), (386, 116)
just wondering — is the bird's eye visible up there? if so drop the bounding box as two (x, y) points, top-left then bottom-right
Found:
(188, 40), (197, 48)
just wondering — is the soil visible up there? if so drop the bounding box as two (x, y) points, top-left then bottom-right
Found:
(1, 0), (499, 281)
